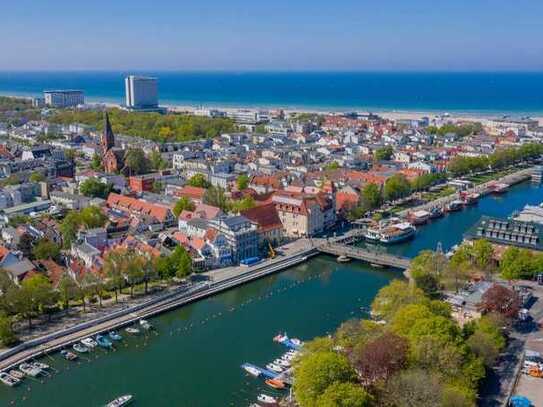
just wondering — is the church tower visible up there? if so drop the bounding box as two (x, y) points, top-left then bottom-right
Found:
(101, 112), (115, 153)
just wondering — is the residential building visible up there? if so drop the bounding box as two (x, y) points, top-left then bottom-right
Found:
(208, 215), (258, 262)
(43, 90), (84, 108)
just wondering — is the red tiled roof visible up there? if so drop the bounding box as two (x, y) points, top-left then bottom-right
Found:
(107, 193), (172, 223)
(241, 203), (283, 232)
(178, 186), (206, 200)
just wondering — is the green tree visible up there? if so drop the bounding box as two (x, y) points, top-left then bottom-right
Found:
(170, 246), (193, 279)
(204, 186), (228, 211)
(360, 183), (382, 211)
(29, 171), (46, 183)
(60, 211), (82, 248)
(187, 173), (210, 188)
(124, 148), (149, 175)
(471, 239), (494, 271)
(80, 178), (112, 199)
(324, 162), (340, 171)
(316, 382), (371, 407)
(13, 274), (54, 328)
(381, 369), (443, 407)
(294, 351), (358, 407)
(371, 280), (426, 320)
(90, 153), (103, 171)
(229, 196), (256, 213)
(32, 238), (61, 261)
(173, 197), (195, 218)
(80, 206), (107, 228)
(409, 250), (447, 297)
(57, 272), (79, 309)
(0, 312), (16, 346)
(102, 250), (127, 303)
(82, 272), (106, 308)
(374, 145), (394, 161)
(17, 233), (34, 258)
(236, 174), (250, 190)
(500, 247), (536, 280)
(383, 174), (411, 201)
(149, 150), (167, 170)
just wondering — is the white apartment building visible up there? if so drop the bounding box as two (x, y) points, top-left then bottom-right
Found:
(43, 90), (85, 108)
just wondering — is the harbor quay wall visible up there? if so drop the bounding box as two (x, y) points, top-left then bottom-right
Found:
(0, 248), (319, 371)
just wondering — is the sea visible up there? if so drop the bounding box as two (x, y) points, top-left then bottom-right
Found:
(0, 71), (543, 115)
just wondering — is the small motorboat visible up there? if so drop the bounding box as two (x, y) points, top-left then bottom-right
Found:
(8, 370), (24, 380)
(81, 338), (97, 349)
(105, 394), (133, 407)
(273, 333), (287, 343)
(265, 378), (286, 390)
(0, 372), (20, 387)
(109, 331), (123, 341)
(139, 319), (152, 330)
(243, 365), (261, 377)
(19, 363), (41, 377)
(290, 338), (303, 346)
(429, 207), (444, 219)
(61, 350), (78, 361)
(125, 327), (140, 335)
(337, 255), (351, 263)
(276, 358), (290, 368)
(266, 363), (283, 373)
(257, 394), (277, 404)
(96, 334), (113, 349)
(73, 343), (89, 353)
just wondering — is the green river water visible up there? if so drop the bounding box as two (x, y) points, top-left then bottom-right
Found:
(2, 181), (543, 407)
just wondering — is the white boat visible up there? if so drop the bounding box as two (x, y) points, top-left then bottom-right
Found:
(139, 319), (152, 330)
(408, 210), (431, 225)
(8, 370), (24, 380)
(276, 358), (290, 368)
(337, 255), (351, 263)
(19, 363), (42, 377)
(125, 327), (140, 335)
(266, 363), (283, 373)
(73, 343), (89, 353)
(81, 338), (97, 349)
(105, 394), (133, 407)
(290, 338), (303, 346)
(32, 361), (50, 370)
(0, 372), (20, 387)
(257, 394), (277, 404)
(243, 365), (261, 377)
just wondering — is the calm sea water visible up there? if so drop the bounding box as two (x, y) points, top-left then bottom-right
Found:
(0, 181), (541, 407)
(0, 71), (543, 114)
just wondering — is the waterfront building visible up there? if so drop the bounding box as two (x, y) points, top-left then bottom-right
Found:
(125, 75), (160, 111)
(465, 215), (543, 251)
(241, 203), (283, 247)
(208, 215), (259, 263)
(106, 192), (175, 228)
(43, 90), (84, 108)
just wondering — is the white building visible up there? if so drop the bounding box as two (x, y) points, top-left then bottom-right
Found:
(125, 75), (159, 110)
(43, 90), (84, 108)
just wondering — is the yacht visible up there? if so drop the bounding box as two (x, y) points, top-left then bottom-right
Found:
(257, 394), (277, 404)
(105, 394), (133, 407)
(19, 363), (42, 377)
(81, 338), (98, 349)
(366, 221), (415, 244)
(243, 365), (261, 377)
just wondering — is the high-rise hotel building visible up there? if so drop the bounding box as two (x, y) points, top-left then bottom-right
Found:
(43, 90), (85, 108)
(125, 75), (159, 111)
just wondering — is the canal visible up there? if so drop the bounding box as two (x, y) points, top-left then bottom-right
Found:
(1, 181), (542, 407)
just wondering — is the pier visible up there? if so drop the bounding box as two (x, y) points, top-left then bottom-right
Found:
(317, 242), (411, 269)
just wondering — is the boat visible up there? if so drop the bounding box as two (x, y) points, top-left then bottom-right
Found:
(273, 334), (287, 343)
(257, 394), (277, 404)
(243, 365), (261, 377)
(445, 200), (463, 212)
(109, 331), (123, 341)
(105, 394), (133, 407)
(73, 343), (89, 353)
(276, 359), (290, 368)
(32, 362), (50, 370)
(266, 363), (283, 373)
(364, 221), (416, 244)
(290, 338), (303, 346)
(461, 192), (480, 205)
(407, 210), (431, 225)
(0, 372), (20, 387)
(81, 338), (97, 349)
(336, 255), (351, 263)
(19, 363), (42, 377)
(8, 370), (24, 380)
(139, 319), (152, 330)
(429, 206), (444, 219)
(265, 378), (286, 389)
(491, 182), (509, 194)
(125, 327), (140, 335)
(60, 350), (78, 361)
(96, 334), (113, 349)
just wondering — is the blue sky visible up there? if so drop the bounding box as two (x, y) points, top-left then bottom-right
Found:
(2, 0), (542, 71)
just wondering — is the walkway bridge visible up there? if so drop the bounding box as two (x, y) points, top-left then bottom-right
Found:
(317, 243), (412, 269)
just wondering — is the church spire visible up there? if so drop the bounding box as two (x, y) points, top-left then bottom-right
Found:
(101, 112), (115, 153)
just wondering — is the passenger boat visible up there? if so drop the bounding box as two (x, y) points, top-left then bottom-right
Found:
(96, 334), (113, 349)
(8, 370), (24, 380)
(109, 331), (123, 341)
(243, 365), (261, 377)
(445, 200), (463, 212)
(73, 343), (89, 353)
(125, 327), (140, 335)
(0, 372), (20, 387)
(81, 338), (97, 349)
(429, 206), (444, 219)
(19, 363), (42, 377)
(105, 394), (133, 407)
(407, 210), (431, 225)
(266, 363), (283, 373)
(336, 255), (351, 263)
(265, 378), (286, 389)
(60, 350), (78, 361)
(257, 394), (277, 404)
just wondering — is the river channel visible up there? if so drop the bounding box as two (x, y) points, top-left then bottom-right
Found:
(1, 181), (542, 407)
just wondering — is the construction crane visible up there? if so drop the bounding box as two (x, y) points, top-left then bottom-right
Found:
(267, 240), (276, 259)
